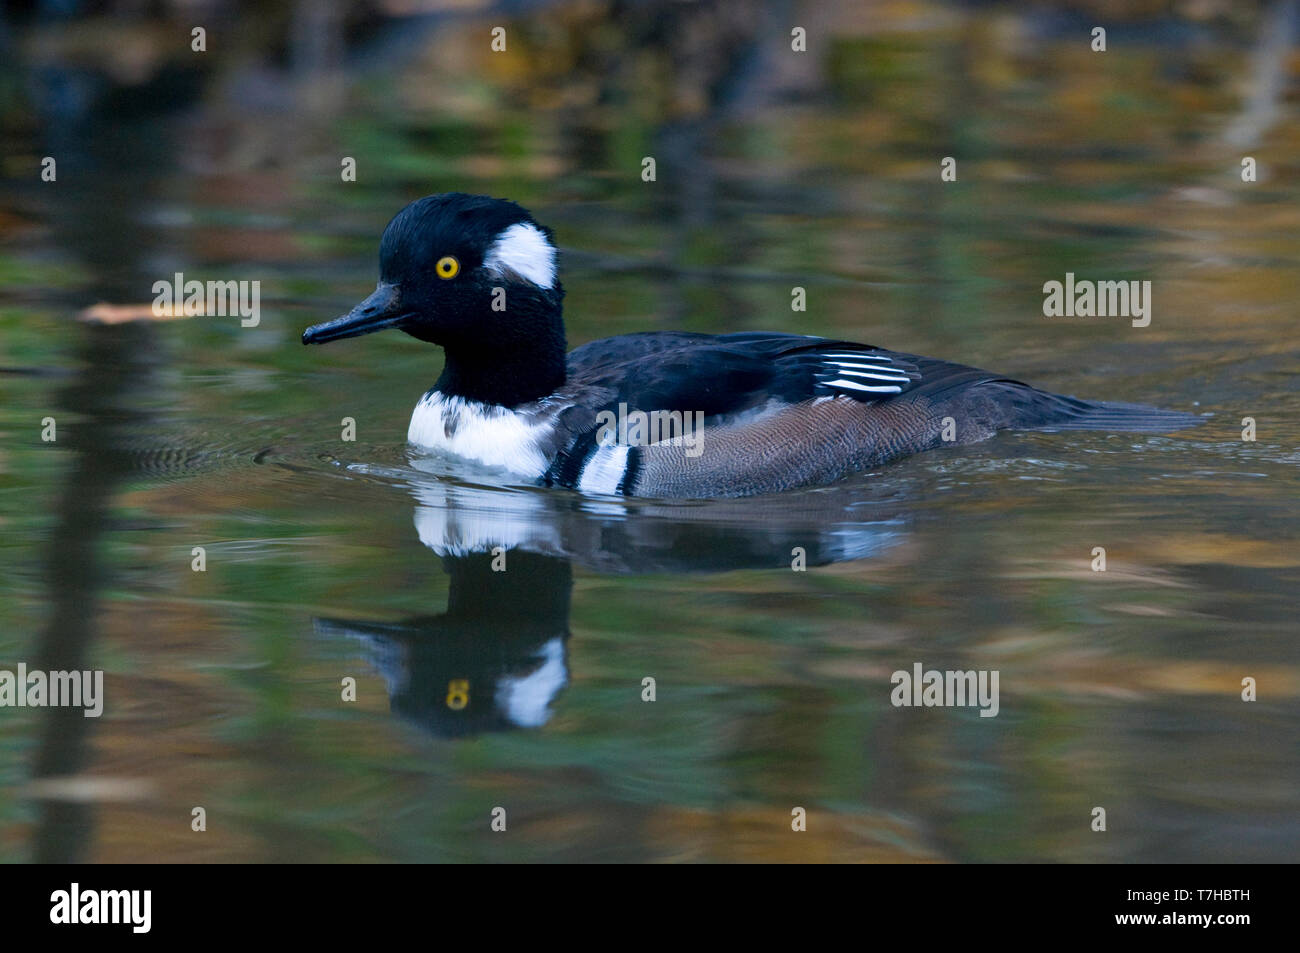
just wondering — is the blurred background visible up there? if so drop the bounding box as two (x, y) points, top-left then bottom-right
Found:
(0, 0), (1298, 862)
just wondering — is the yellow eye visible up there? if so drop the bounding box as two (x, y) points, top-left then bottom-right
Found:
(435, 256), (460, 279)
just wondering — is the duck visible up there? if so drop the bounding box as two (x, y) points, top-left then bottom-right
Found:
(302, 192), (1198, 499)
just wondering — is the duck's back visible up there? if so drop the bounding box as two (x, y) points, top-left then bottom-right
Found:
(543, 331), (1197, 498)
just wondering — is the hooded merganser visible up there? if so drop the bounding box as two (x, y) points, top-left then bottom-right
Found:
(303, 193), (1198, 499)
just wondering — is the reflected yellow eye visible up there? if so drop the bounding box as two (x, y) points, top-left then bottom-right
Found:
(435, 256), (460, 279)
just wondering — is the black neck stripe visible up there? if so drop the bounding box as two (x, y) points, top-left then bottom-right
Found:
(615, 446), (640, 496)
(547, 430), (601, 489)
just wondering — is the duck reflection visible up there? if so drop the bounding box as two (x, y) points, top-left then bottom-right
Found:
(316, 548), (572, 737)
(317, 469), (906, 737)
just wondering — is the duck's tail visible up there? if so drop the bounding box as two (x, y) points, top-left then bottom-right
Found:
(979, 382), (1204, 434)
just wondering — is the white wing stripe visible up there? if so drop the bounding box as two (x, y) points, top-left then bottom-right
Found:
(825, 378), (903, 394)
(824, 359), (902, 370)
(833, 369), (912, 381)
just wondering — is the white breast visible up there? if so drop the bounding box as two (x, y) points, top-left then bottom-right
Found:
(407, 392), (553, 478)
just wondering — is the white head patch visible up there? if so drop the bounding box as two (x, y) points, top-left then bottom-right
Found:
(483, 221), (556, 288)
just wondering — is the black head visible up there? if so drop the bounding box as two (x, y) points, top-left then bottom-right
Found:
(303, 193), (567, 405)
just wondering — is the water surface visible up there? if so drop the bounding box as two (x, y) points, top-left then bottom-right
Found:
(1, 2), (1297, 862)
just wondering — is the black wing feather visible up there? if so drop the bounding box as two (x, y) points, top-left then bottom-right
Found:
(565, 331), (927, 417)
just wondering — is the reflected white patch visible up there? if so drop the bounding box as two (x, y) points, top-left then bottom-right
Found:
(496, 637), (567, 728)
(410, 479), (563, 557)
(826, 523), (904, 562)
(408, 392), (552, 477)
(483, 222), (556, 289)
